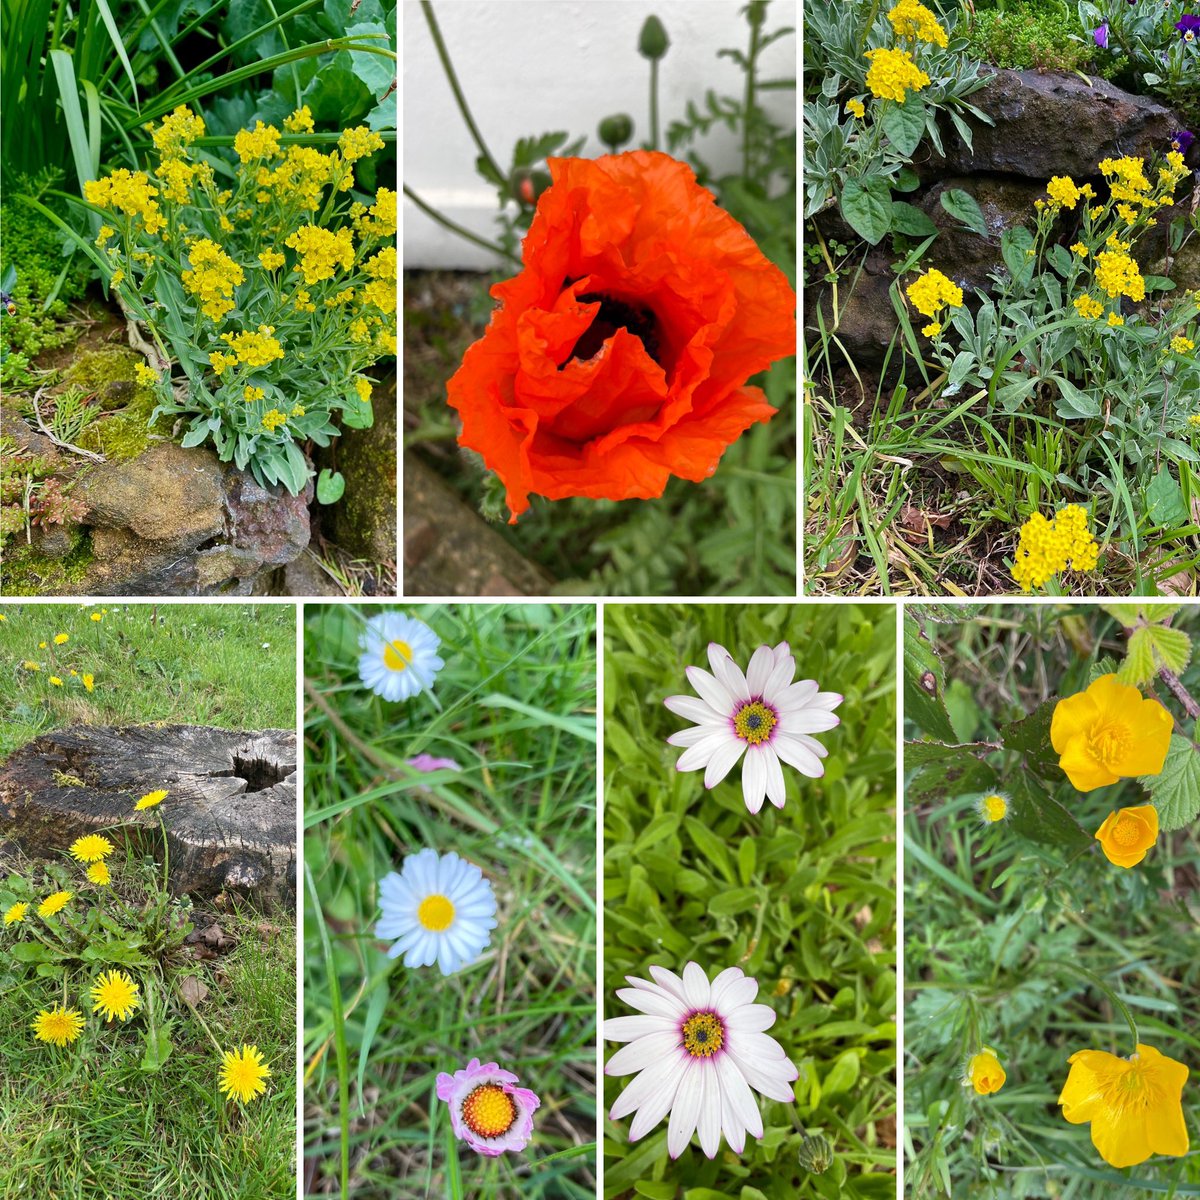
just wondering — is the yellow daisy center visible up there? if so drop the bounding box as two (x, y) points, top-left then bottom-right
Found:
(681, 1011), (725, 1058)
(462, 1084), (516, 1138)
(733, 701), (777, 745)
(981, 794), (1008, 822)
(417, 894), (455, 931)
(383, 639), (413, 671)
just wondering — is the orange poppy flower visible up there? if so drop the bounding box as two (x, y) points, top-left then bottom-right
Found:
(446, 151), (796, 522)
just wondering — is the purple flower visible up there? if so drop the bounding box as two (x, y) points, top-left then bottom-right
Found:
(1093, 22), (1109, 48)
(1171, 130), (1195, 155)
(1176, 14), (1200, 36)
(405, 753), (462, 773)
(436, 1058), (540, 1155)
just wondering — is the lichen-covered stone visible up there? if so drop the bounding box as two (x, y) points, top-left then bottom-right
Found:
(327, 375), (397, 564)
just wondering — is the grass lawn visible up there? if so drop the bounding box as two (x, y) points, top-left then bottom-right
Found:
(603, 603), (897, 1199)
(0, 600), (298, 1199)
(0, 602), (297, 757)
(303, 603), (597, 1199)
(904, 604), (1200, 1197)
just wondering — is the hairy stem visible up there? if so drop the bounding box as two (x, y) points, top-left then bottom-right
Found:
(402, 184), (521, 266)
(649, 59), (660, 151)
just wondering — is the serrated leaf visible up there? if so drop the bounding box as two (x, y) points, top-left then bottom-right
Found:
(1007, 773), (1091, 850)
(999, 699), (1059, 776)
(905, 746), (993, 801)
(1118, 626), (1158, 687)
(1146, 625), (1192, 675)
(1101, 603), (1144, 627)
(903, 615), (957, 743)
(1141, 735), (1200, 831)
(140, 1026), (173, 1073)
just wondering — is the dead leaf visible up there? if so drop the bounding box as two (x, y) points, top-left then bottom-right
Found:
(177, 975), (209, 1007)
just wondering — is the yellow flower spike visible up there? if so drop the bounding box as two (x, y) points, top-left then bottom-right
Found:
(1051, 675), (1172, 791)
(90, 970), (141, 1022)
(219, 1044), (271, 1103)
(135, 789), (168, 811)
(32, 1005), (85, 1047)
(887, 0), (948, 46)
(1095, 805), (1159, 867)
(863, 46), (931, 102)
(37, 891), (72, 918)
(1059, 1043), (1188, 1167)
(69, 834), (114, 863)
(906, 268), (964, 319)
(966, 1047), (1006, 1095)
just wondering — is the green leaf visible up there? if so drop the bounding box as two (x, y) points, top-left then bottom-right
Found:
(880, 97), (926, 158)
(12, 943), (63, 964)
(839, 176), (892, 245)
(683, 816), (735, 884)
(1054, 377), (1101, 419)
(999, 699), (1058, 776)
(939, 188), (988, 238)
(316, 469), (346, 505)
(1118, 626), (1157, 687)
(81, 938), (152, 968)
(707, 887), (761, 917)
(1101, 603), (1144, 628)
(1008, 772), (1091, 850)
(1145, 465), (1188, 527)
(1141, 735), (1200, 831)
(902, 614), (957, 743)
(1147, 625), (1192, 675)
(140, 1025), (173, 1073)
(343, 21), (393, 97)
(823, 1049), (862, 1095)
(890, 201), (938, 238)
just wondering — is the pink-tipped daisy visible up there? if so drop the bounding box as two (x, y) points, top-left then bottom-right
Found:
(664, 642), (843, 813)
(436, 1057), (540, 1156)
(604, 961), (798, 1159)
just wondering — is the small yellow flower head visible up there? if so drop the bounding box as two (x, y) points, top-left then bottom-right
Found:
(22, 661), (41, 671)
(864, 46), (931, 103)
(90, 612), (102, 622)
(54, 633), (69, 645)
(37, 891), (72, 918)
(1073, 294), (1104, 320)
(262, 409), (288, 433)
(283, 106), (315, 133)
(1051, 675), (1172, 792)
(906, 268), (964, 318)
(38, 642), (47, 649)
(1107, 312), (1125, 327)
(1095, 249), (1146, 302)
(1011, 504), (1100, 591)
(1059, 1043), (1187, 1167)
(208, 350), (234, 377)
(219, 1044), (271, 1103)
(1095, 805), (1159, 868)
(978, 793), (1009, 823)
(361, 246), (397, 314)
(1047, 175), (1081, 209)
(32, 1005), (85, 1047)
(338, 126), (384, 162)
(83, 673), (95, 692)
(1171, 335), (1196, 354)
(966, 1047), (1006, 1095)
(83, 169), (166, 235)
(49, 676), (63, 687)
(87, 861), (111, 886)
(182, 239), (244, 324)
(243, 385), (266, 402)
(354, 376), (372, 403)
(69, 669), (77, 677)
(1070, 242), (1089, 258)
(1117, 202), (1138, 225)
(258, 249), (286, 271)
(887, 0), (949, 46)
(152, 105), (205, 157)
(284, 224), (355, 285)
(290, 404), (306, 417)
(136, 789), (169, 811)
(69, 834), (114, 863)
(221, 326), (285, 368)
(921, 321), (942, 337)
(90, 969), (140, 1022)
(4, 901), (29, 925)
(1189, 414), (1200, 428)
(96, 225), (115, 247)
(134, 362), (160, 387)
(234, 121), (282, 163)
(846, 98), (866, 119)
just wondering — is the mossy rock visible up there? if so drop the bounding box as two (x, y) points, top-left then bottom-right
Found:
(328, 375), (397, 564)
(63, 347), (165, 462)
(1, 529), (96, 595)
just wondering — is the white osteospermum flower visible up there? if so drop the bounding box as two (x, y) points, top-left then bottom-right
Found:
(358, 611), (444, 702)
(664, 641), (843, 814)
(376, 849), (497, 975)
(604, 962), (798, 1159)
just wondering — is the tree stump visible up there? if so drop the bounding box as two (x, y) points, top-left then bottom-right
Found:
(0, 725), (296, 904)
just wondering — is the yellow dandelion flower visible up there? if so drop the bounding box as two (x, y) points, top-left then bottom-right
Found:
(69, 834), (114, 863)
(87, 861), (111, 886)
(219, 1044), (271, 1103)
(22, 661), (41, 671)
(4, 901), (29, 925)
(978, 793), (1009, 823)
(90, 612), (102, 622)
(37, 891), (72, 918)
(32, 1005), (85, 1047)
(54, 633), (68, 645)
(136, 789), (168, 811)
(83, 673), (95, 692)
(90, 970), (141, 1022)
(49, 676), (63, 687)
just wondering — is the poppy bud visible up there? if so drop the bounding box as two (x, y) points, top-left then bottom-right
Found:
(798, 1133), (833, 1174)
(598, 113), (634, 151)
(511, 169), (550, 207)
(638, 15), (669, 61)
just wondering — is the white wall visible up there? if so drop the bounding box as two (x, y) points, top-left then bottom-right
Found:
(402, 0), (797, 269)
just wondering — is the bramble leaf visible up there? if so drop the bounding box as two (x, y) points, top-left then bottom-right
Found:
(1140, 734), (1200, 831)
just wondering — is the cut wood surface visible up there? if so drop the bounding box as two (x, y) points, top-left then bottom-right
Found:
(0, 724), (296, 904)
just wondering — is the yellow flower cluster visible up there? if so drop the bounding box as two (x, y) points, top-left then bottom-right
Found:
(1072, 294), (1104, 320)
(354, 376), (372, 403)
(284, 106), (315, 133)
(1094, 249), (1145, 302)
(134, 362), (160, 387)
(259, 250), (286, 271)
(285, 225), (356, 285)
(235, 120), (282, 163)
(338, 126), (385, 162)
(846, 98), (866, 119)
(1172, 335), (1195, 354)
(353, 187), (397, 240)
(361, 247), (397, 314)
(261, 409), (288, 432)
(906, 268), (963, 319)
(83, 169), (166, 235)
(182, 239), (245, 324)
(220, 325), (284, 368)
(1011, 504), (1100, 592)
(157, 157), (198, 204)
(151, 104), (205, 157)
(864, 47), (931, 103)
(257, 145), (335, 212)
(243, 385), (265, 402)
(887, 0), (948, 47)
(1046, 175), (1082, 210)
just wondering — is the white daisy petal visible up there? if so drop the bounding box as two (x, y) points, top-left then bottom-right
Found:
(761, 746), (786, 807)
(773, 734), (826, 778)
(741, 749), (767, 814)
(696, 1063), (722, 1158)
(676, 731), (733, 773)
(358, 612), (444, 701)
(607, 1030), (681, 1075)
(667, 723), (727, 748)
(664, 694), (725, 725)
(667, 1062), (703, 1158)
(744, 644), (777, 696)
(603, 1015), (676, 1043)
(784, 709), (842, 735)
(681, 961), (712, 1010)
(615, 987), (688, 1020)
(685, 665), (735, 714)
(626, 1053), (689, 1141)
(710, 647), (751, 703)
(703, 738), (746, 789)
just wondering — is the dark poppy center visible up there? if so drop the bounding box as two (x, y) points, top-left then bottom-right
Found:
(567, 293), (662, 367)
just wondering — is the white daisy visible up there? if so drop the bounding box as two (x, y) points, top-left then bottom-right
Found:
(604, 962), (798, 1159)
(358, 611), (444, 702)
(664, 641), (843, 814)
(376, 849), (497, 975)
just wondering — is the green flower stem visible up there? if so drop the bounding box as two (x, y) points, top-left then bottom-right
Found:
(1046, 959), (1140, 1052)
(402, 184), (520, 267)
(741, 10), (761, 182)
(419, 1), (504, 185)
(179, 979), (224, 1057)
(649, 58), (660, 151)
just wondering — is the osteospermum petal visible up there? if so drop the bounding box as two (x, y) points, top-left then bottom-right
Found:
(436, 1058), (540, 1155)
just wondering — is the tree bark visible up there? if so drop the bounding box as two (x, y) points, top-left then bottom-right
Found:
(0, 725), (296, 905)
